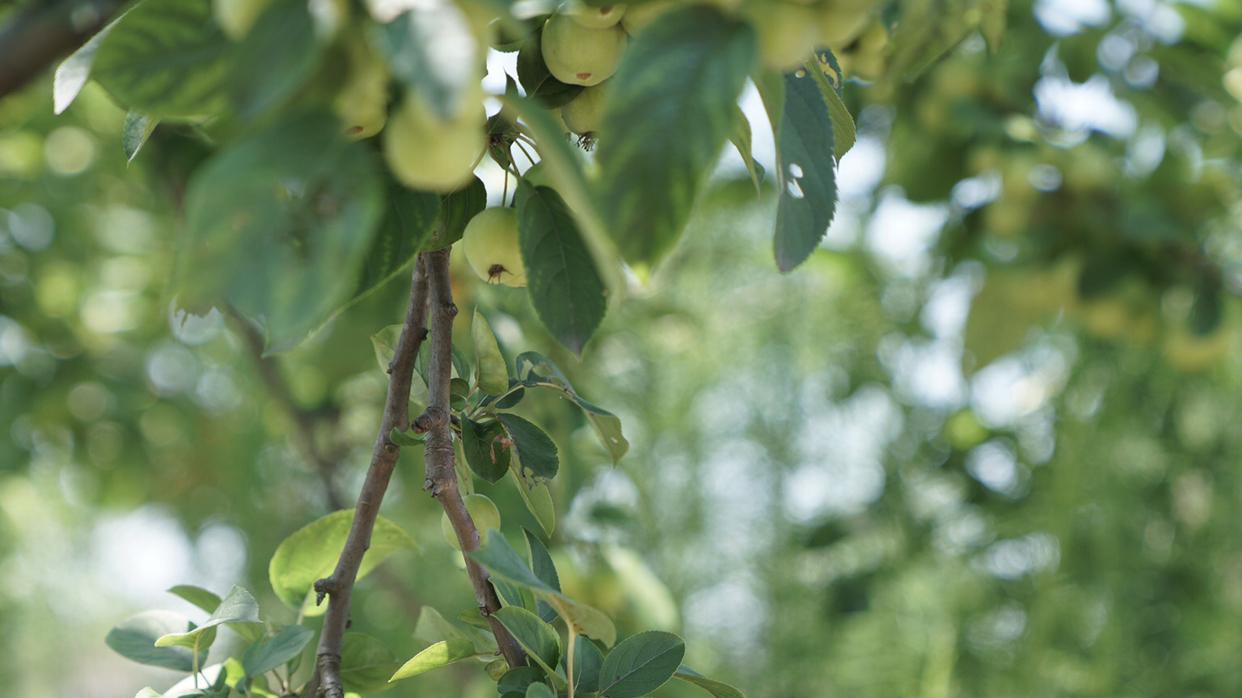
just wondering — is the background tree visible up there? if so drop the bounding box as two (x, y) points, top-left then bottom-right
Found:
(2, 0), (1242, 696)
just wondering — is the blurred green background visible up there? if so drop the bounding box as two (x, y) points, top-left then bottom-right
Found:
(5, 0), (1242, 696)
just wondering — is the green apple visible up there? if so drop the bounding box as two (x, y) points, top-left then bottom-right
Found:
(819, 4), (873, 49)
(523, 162), (552, 188)
(213, 0), (272, 40)
(565, 1), (626, 28)
(620, 0), (676, 34)
(333, 36), (390, 139)
(542, 13), (627, 86)
(441, 493), (503, 550)
(561, 82), (608, 135)
(752, 2), (821, 71)
(383, 94), (485, 193)
(463, 208), (527, 287)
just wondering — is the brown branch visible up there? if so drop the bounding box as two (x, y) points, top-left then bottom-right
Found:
(419, 248), (528, 669)
(307, 257), (432, 698)
(0, 0), (123, 99)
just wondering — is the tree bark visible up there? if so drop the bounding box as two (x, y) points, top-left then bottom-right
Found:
(418, 248), (528, 669)
(0, 0), (123, 99)
(307, 258), (431, 698)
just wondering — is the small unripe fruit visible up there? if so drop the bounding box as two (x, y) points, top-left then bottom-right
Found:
(542, 13), (626, 87)
(819, 5), (872, 49)
(561, 82), (608, 135)
(384, 94), (485, 193)
(213, 0), (271, 40)
(565, 1), (626, 29)
(462, 208), (527, 287)
(441, 493), (503, 550)
(620, 1), (675, 34)
(753, 2), (821, 71)
(333, 36), (390, 139)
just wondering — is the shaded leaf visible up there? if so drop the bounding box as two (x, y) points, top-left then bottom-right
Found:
(596, 6), (757, 266)
(497, 413), (559, 480)
(516, 183), (607, 354)
(759, 70), (837, 272)
(598, 631), (685, 698)
(178, 111), (384, 352)
(341, 632), (401, 693)
(106, 610), (205, 671)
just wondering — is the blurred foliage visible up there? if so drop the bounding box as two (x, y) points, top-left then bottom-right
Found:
(5, 0), (1242, 696)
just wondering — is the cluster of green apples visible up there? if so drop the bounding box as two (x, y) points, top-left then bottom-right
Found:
(210, 0), (890, 293)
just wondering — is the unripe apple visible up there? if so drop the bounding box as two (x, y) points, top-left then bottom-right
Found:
(620, 1), (675, 34)
(523, 162), (552, 188)
(819, 5), (872, 49)
(462, 208), (527, 287)
(565, 1), (626, 29)
(752, 2), (821, 71)
(542, 13), (627, 86)
(333, 36), (390, 139)
(561, 82), (608, 135)
(383, 94), (485, 193)
(213, 0), (272, 40)
(441, 493), (503, 550)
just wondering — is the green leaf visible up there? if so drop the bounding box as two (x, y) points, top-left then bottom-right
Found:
(352, 184), (440, 308)
(462, 417), (511, 483)
(496, 413), (559, 480)
(597, 631), (686, 698)
(389, 639), (480, 681)
(414, 605), (497, 656)
(472, 311), (510, 395)
(493, 607), (561, 673)
(499, 95), (622, 295)
(122, 112), (157, 163)
(54, 15), (122, 114)
(168, 585), (221, 614)
(229, 0), (323, 120)
(389, 427), (425, 447)
(154, 585), (262, 649)
(674, 666), (747, 698)
(511, 357), (627, 463)
(242, 625), (314, 680)
(515, 183), (607, 354)
(422, 176), (487, 250)
(808, 51), (856, 160)
(595, 6), (757, 266)
(513, 474), (556, 538)
(568, 635), (605, 694)
(91, 0), (232, 119)
(760, 70), (837, 273)
(106, 610), (206, 671)
(516, 29), (583, 108)
(494, 576), (539, 613)
(468, 530), (557, 594)
(573, 396), (629, 464)
(545, 593), (617, 648)
(729, 104), (764, 192)
(525, 530), (560, 593)
(526, 684), (556, 698)
(178, 111), (384, 353)
(375, 1), (480, 119)
(268, 509), (415, 616)
(340, 632), (401, 693)
(498, 667), (547, 695)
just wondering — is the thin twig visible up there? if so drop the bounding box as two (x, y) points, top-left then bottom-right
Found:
(225, 307), (345, 510)
(0, 0), (123, 99)
(418, 248), (528, 669)
(307, 258), (432, 698)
